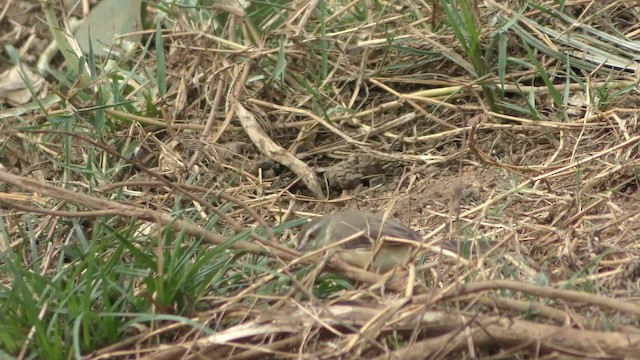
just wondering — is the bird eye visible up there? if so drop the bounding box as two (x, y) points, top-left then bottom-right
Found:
(296, 230), (319, 251)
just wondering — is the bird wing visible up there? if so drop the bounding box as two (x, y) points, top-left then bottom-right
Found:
(334, 215), (422, 250)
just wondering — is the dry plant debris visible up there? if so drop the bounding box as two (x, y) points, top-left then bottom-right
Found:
(1, 0), (640, 359)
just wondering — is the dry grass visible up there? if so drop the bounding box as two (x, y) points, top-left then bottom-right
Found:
(2, 0), (640, 359)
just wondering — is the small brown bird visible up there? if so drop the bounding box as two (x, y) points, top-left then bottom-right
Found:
(296, 210), (438, 272)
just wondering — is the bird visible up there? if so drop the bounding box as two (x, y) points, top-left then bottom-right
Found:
(296, 210), (443, 272)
